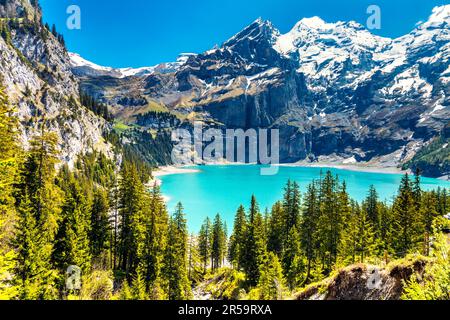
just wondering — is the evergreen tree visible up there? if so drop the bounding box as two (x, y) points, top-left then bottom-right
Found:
(267, 202), (284, 257)
(282, 226), (303, 289)
(89, 188), (111, 266)
(282, 181), (301, 237)
(392, 174), (421, 257)
(14, 193), (58, 299)
(317, 171), (341, 274)
(117, 163), (147, 277)
(52, 174), (92, 274)
(187, 234), (202, 285)
(142, 184), (168, 298)
(339, 201), (376, 265)
(14, 127), (63, 299)
(228, 205), (247, 270)
(420, 191), (438, 256)
(257, 252), (285, 300)
(300, 182), (319, 283)
(163, 203), (191, 300)
(211, 214), (226, 271)
(198, 217), (212, 273)
(241, 196), (266, 286)
(0, 86), (19, 299)
(365, 185), (379, 227)
(377, 201), (394, 259)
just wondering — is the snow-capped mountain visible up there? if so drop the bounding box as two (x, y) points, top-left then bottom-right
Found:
(74, 5), (450, 176)
(69, 52), (193, 78)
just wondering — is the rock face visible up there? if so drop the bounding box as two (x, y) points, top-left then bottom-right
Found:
(296, 258), (428, 300)
(0, 0), (112, 166)
(73, 6), (450, 173)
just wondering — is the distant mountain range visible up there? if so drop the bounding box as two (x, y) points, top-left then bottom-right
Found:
(0, 0), (448, 177)
(72, 5), (450, 177)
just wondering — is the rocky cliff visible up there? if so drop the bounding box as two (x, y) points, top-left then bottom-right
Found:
(0, 0), (112, 166)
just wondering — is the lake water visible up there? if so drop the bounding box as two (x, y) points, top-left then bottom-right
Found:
(160, 165), (450, 232)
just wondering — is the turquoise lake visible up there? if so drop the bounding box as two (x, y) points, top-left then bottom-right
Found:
(160, 165), (450, 232)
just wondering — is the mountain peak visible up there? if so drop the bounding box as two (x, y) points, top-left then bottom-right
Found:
(223, 17), (279, 48)
(423, 5), (450, 27)
(296, 16), (330, 29)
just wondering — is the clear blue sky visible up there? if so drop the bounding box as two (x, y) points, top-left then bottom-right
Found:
(40, 0), (448, 68)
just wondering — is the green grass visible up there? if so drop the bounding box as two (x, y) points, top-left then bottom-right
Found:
(113, 120), (131, 133)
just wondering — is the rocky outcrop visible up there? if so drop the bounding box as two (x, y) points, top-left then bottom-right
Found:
(296, 257), (429, 300)
(0, 0), (112, 166)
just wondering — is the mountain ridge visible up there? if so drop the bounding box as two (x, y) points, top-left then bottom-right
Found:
(71, 5), (449, 177)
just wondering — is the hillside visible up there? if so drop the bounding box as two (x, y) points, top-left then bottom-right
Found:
(0, 0), (113, 166)
(404, 123), (450, 178)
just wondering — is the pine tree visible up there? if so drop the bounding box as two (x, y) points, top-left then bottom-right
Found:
(392, 174), (421, 257)
(163, 203), (191, 300)
(228, 205), (247, 270)
(198, 217), (212, 273)
(117, 163), (147, 277)
(14, 126), (63, 299)
(89, 188), (111, 266)
(282, 181), (301, 237)
(420, 191), (438, 256)
(257, 252), (285, 300)
(355, 205), (377, 263)
(187, 234), (202, 285)
(300, 182), (319, 283)
(14, 194), (58, 299)
(52, 173), (92, 274)
(0, 86), (19, 299)
(317, 171), (341, 274)
(211, 214), (226, 271)
(142, 184), (168, 298)
(241, 196), (266, 286)
(267, 201), (284, 257)
(365, 185), (379, 227)
(339, 201), (376, 265)
(378, 201), (394, 258)
(282, 226), (303, 289)
(413, 169), (422, 212)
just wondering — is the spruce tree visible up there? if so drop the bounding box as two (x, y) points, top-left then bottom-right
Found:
(267, 201), (284, 257)
(14, 127), (63, 299)
(142, 184), (168, 298)
(282, 226), (303, 289)
(52, 173), (92, 274)
(241, 196), (266, 286)
(228, 205), (247, 270)
(257, 252), (285, 300)
(163, 203), (191, 300)
(0, 86), (19, 299)
(89, 188), (111, 266)
(198, 217), (212, 273)
(300, 182), (319, 283)
(365, 185), (379, 227)
(211, 214), (226, 271)
(392, 174), (420, 257)
(117, 163), (147, 277)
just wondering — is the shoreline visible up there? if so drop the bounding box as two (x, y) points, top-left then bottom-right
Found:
(149, 162), (447, 204)
(277, 161), (409, 175)
(150, 162), (410, 182)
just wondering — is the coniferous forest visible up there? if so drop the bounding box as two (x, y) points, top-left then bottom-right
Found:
(0, 85), (449, 300)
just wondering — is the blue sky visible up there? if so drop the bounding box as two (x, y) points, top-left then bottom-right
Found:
(40, 0), (448, 68)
